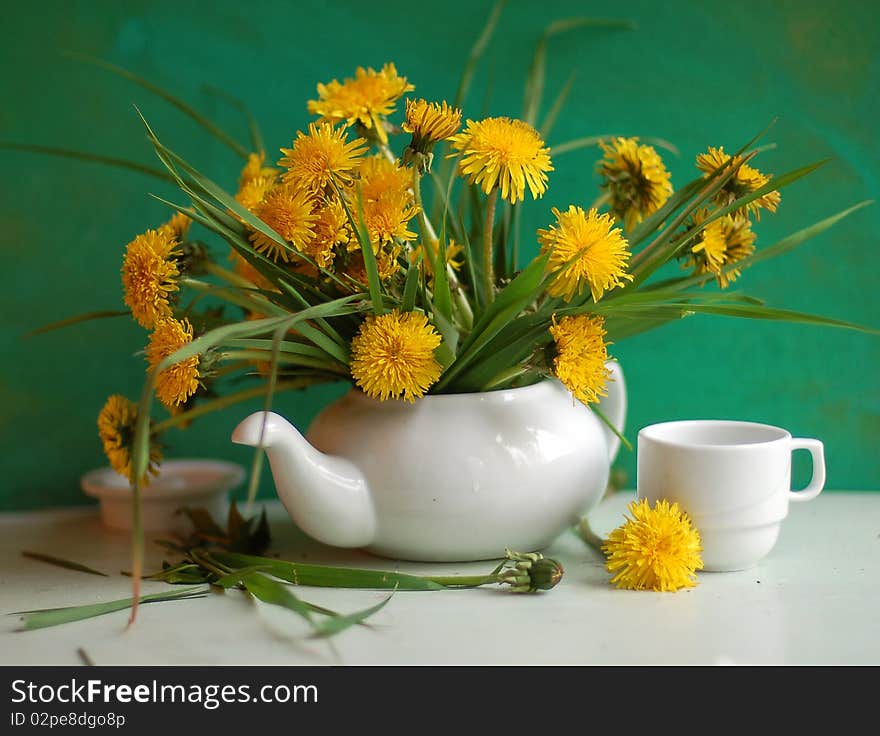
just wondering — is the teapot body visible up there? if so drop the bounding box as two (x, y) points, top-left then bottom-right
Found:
(306, 368), (625, 561)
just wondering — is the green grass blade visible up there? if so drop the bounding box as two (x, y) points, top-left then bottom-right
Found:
(430, 0), (506, 224)
(15, 586), (208, 631)
(275, 278), (350, 349)
(453, 0), (507, 109)
(539, 71), (576, 139)
(154, 377), (330, 433)
(402, 252), (422, 312)
(670, 200), (873, 291)
(698, 159), (829, 227)
(336, 182), (385, 315)
(311, 593), (393, 638)
(523, 18), (635, 126)
(202, 84), (265, 154)
(68, 53), (249, 158)
(25, 310), (128, 337)
(634, 158), (831, 287)
(21, 551), (107, 577)
(432, 222), (453, 324)
(662, 302), (880, 333)
(626, 176), (706, 247)
(238, 571), (315, 624)
(550, 135), (679, 157)
(212, 551), (448, 590)
(589, 299), (879, 334)
(436, 254), (550, 390)
(0, 142), (175, 182)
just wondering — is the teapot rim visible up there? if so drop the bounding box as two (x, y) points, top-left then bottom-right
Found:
(344, 377), (561, 407)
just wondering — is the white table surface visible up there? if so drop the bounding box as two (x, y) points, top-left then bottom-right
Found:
(0, 492), (877, 665)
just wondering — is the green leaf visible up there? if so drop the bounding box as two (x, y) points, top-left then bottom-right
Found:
(668, 200), (874, 292)
(336, 182), (385, 316)
(15, 586), (208, 631)
(21, 551), (107, 577)
(453, 0), (507, 109)
(132, 297), (364, 486)
(154, 377), (330, 433)
(523, 18), (635, 126)
(550, 135), (680, 157)
(699, 159), (829, 228)
(402, 252), (422, 312)
(589, 298), (879, 334)
(311, 592), (394, 638)
(432, 222), (454, 324)
(202, 84), (264, 154)
(626, 176), (706, 247)
(25, 310), (128, 337)
(634, 158), (830, 287)
(436, 254), (550, 390)
(431, 0), (506, 225)
(238, 571), (315, 624)
(627, 155), (760, 286)
(0, 142), (174, 182)
(68, 53), (249, 158)
(212, 551), (448, 591)
(539, 71), (577, 139)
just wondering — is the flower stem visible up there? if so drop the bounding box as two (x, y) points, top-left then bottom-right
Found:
(204, 261), (255, 289)
(483, 189), (498, 303)
(423, 574), (500, 587)
(577, 517), (606, 558)
(411, 166), (474, 329)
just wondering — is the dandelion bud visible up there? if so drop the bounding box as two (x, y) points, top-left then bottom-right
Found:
(499, 549), (564, 593)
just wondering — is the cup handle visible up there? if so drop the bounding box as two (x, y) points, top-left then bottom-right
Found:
(789, 438), (825, 502)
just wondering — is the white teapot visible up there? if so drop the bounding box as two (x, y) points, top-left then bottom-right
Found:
(232, 362), (626, 561)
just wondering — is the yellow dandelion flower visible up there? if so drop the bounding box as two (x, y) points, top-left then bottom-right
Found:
(158, 210), (192, 240)
(97, 394), (162, 483)
(539, 206), (633, 302)
(688, 209), (756, 288)
(362, 189), (419, 247)
(279, 122), (368, 195)
(603, 499), (703, 592)
(309, 197), (352, 268)
(250, 184), (318, 262)
(146, 318), (201, 409)
(549, 314), (610, 405)
(696, 146), (781, 219)
(239, 151), (278, 188)
(403, 98), (462, 152)
(598, 137), (673, 231)
(449, 117), (552, 204)
(122, 229), (181, 329)
(235, 175), (276, 213)
(350, 310), (443, 402)
(359, 155), (412, 202)
(308, 63), (414, 144)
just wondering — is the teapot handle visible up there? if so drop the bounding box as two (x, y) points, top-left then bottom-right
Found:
(597, 361), (627, 462)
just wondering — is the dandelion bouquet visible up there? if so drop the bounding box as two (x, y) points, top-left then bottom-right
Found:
(17, 6), (875, 605)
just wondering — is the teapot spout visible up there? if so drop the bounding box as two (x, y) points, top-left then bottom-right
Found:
(232, 411), (377, 548)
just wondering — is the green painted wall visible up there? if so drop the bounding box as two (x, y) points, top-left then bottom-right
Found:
(1, 0), (877, 510)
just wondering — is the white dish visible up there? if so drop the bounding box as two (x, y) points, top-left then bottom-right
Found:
(81, 459), (246, 534)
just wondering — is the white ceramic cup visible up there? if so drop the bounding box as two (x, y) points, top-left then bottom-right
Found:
(637, 420), (825, 571)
